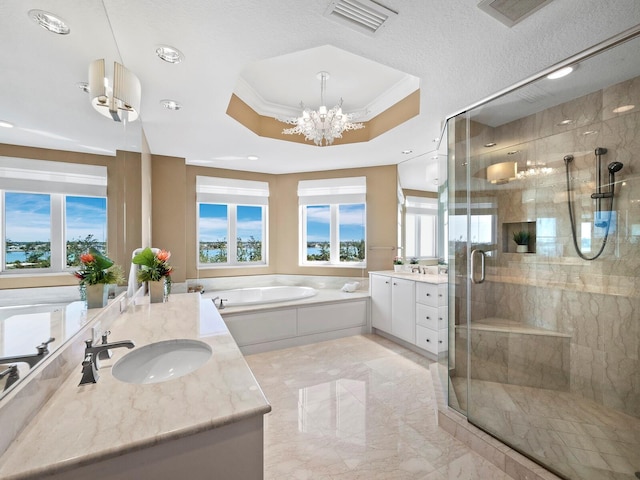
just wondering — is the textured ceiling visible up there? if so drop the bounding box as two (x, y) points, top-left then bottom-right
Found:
(1, 0), (640, 192)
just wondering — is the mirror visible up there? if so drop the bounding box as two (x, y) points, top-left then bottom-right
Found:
(0, 1), (141, 399)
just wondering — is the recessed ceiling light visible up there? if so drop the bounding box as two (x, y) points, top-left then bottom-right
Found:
(557, 119), (574, 126)
(546, 66), (573, 80)
(612, 104), (635, 114)
(582, 130), (598, 136)
(507, 150), (520, 155)
(161, 99), (182, 111)
(431, 155), (439, 160)
(155, 45), (184, 64)
(28, 10), (70, 35)
(0, 120), (14, 128)
(484, 142), (497, 147)
(401, 150), (412, 154)
(247, 155), (259, 161)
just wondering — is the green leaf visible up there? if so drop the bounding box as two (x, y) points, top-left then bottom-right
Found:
(89, 247), (114, 270)
(132, 247), (156, 267)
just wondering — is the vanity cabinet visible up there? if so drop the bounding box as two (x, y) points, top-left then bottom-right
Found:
(370, 274), (392, 332)
(391, 277), (415, 343)
(415, 282), (448, 355)
(370, 273), (415, 343)
(370, 272), (447, 356)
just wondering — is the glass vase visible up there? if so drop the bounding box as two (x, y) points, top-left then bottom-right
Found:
(149, 279), (166, 303)
(86, 284), (108, 309)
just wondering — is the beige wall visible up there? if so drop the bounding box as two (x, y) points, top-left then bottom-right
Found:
(1, 143), (399, 288)
(0, 144), (142, 290)
(182, 163), (398, 279)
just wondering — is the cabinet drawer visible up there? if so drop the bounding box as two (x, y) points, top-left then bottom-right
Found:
(416, 303), (439, 330)
(416, 283), (438, 306)
(416, 325), (447, 354)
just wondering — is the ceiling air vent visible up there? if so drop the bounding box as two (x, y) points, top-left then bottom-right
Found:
(477, 0), (554, 27)
(324, 0), (398, 36)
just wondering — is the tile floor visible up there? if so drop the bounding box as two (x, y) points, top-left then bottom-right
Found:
(450, 377), (640, 480)
(245, 334), (515, 479)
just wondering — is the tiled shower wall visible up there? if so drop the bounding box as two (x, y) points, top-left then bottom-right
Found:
(466, 75), (640, 418)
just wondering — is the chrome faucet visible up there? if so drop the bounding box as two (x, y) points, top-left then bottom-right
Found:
(0, 364), (19, 391)
(211, 296), (226, 309)
(79, 338), (135, 385)
(0, 337), (55, 369)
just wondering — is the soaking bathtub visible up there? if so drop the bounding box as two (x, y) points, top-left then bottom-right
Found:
(203, 286), (317, 307)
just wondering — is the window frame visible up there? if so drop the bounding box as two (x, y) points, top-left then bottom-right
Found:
(197, 201), (268, 268)
(1, 190), (108, 274)
(299, 202), (367, 268)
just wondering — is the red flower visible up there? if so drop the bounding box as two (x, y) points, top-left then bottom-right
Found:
(80, 253), (95, 264)
(157, 250), (171, 262)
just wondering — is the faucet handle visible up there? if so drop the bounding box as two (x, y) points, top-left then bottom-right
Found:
(36, 337), (55, 355)
(98, 330), (113, 361)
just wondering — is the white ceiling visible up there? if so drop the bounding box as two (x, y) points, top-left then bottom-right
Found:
(1, 0), (640, 191)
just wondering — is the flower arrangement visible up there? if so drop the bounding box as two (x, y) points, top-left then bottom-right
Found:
(393, 256), (404, 265)
(72, 247), (124, 285)
(132, 247), (173, 284)
(409, 257), (419, 265)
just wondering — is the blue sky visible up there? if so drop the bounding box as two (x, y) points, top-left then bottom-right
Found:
(306, 204), (365, 242)
(199, 204), (263, 241)
(5, 193), (106, 242)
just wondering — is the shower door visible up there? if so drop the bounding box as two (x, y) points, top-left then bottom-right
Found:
(447, 29), (640, 480)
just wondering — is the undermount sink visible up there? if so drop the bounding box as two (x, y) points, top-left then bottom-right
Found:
(112, 339), (212, 384)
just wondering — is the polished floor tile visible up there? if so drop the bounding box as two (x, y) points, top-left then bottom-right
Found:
(246, 335), (514, 479)
(450, 377), (640, 480)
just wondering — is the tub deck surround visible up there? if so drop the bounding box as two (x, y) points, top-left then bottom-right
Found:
(213, 287), (369, 315)
(0, 294), (271, 480)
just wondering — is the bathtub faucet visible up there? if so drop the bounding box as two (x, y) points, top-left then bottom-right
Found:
(0, 337), (55, 369)
(211, 296), (226, 309)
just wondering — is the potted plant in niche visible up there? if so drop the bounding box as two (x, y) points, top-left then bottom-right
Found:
(73, 248), (124, 308)
(132, 247), (173, 303)
(513, 231), (531, 253)
(393, 256), (404, 272)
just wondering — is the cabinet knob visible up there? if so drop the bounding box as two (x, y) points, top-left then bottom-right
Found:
(393, 282), (397, 286)
(439, 340), (443, 344)
(439, 317), (443, 321)
(426, 339), (431, 342)
(426, 316), (431, 320)
(439, 294), (443, 297)
(385, 281), (389, 284)
(426, 293), (431, 296)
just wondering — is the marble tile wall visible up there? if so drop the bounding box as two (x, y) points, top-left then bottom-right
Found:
(453, 75), (640, 419)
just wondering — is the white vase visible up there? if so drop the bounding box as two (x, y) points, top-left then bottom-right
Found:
(86, 284), (108, 308)
(394, 265), (403, 272)
(149, 279), (166, 303)
(516, 245), (528, 253)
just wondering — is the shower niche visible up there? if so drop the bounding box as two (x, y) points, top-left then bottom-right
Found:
(502, 221), (535, 254)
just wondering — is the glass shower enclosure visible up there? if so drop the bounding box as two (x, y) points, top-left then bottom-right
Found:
(446, 27), (640, 480)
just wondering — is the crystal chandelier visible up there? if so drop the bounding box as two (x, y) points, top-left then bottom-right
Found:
(280, 72), (364, 146)
(516, 165), (556, 179)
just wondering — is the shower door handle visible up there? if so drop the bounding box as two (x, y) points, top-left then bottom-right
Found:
(470, 249), (486, 284)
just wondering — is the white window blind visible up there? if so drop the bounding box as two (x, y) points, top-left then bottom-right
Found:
(297, 176), (366, 205)
(0, 157), (107, 196)
(196, 176), (269, 205)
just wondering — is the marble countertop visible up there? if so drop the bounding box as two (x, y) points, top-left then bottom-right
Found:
(370, 270), (448, 284)
(0, 293), (271, 480)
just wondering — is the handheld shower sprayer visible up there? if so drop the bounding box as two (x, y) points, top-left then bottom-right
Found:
(564, 147), (623, 261)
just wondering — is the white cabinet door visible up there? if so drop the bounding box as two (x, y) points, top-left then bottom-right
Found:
(391, 278), (415, 343)
(370, 274), (392, 333)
